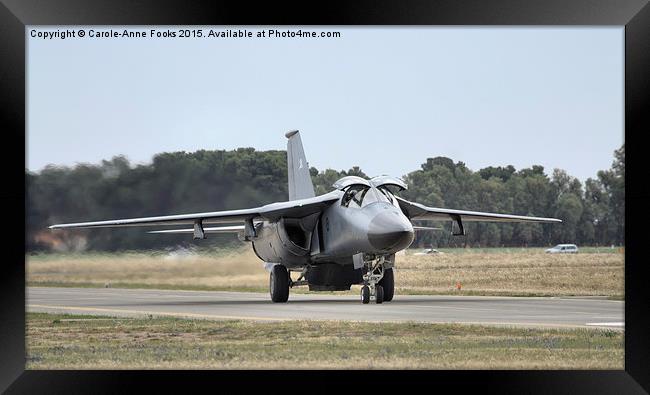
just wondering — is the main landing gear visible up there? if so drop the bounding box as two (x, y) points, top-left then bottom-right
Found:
(270, 265), (289, 303)
(360, 256), (394, 304)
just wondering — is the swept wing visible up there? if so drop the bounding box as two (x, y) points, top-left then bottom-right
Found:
(49, 192), (340, 230)
(396, 196), (561, 223)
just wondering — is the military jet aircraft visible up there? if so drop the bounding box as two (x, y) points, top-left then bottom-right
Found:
(50, 131), (562, 304)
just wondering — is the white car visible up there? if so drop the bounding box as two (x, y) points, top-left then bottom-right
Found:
(413, 248), (443, 256)
(545, 244), (579, 254)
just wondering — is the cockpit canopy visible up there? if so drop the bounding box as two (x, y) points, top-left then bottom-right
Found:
(332, 175), (407, 191)
(341, 184), (386, 208)
(334, 175), (405, 209)
(332, 176), (371, 190)
(369, 175), (407, 191)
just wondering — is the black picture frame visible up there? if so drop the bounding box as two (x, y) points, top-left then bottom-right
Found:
(2, 0), (648, 393)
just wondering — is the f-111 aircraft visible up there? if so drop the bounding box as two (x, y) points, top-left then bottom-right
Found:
(50, 131), (561, 304)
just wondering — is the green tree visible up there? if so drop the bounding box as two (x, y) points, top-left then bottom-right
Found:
(26, 144), (625, 252)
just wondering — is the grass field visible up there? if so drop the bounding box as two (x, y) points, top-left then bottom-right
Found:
(26, 312), (623, 369)
(26, 247), (624, 298)
(433, 246), (623, 254)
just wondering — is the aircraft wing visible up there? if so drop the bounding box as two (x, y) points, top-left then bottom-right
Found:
(396, 196), (562, 224)
(49, 192), (340, 230)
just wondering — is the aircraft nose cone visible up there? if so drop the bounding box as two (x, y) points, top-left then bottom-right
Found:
(368, 211), (414, 252)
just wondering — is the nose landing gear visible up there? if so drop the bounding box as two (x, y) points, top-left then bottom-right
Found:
(360, 256), (389, 304)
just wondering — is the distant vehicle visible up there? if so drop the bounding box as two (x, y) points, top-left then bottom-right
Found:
(545, 244), (579, 254)
(413, 248), (443, 256)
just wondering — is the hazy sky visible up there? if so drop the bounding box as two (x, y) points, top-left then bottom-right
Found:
(27, 26), (623, 182)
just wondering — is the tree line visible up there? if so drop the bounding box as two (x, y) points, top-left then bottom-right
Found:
(26, 144), (624, 252)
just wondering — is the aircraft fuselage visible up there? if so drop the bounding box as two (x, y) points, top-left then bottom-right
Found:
(250, 187), (415, 271)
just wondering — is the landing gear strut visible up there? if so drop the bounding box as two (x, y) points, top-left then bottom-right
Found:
(361, 256), (389, 304)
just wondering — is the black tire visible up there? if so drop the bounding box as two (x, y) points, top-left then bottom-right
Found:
(379, 268), (394, 302)
(361, 285), (370, 304)
(375, 285), (384, 304)
(270, 265), (289, 303)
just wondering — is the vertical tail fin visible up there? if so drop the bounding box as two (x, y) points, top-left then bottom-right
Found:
(285, 130), (315, 200)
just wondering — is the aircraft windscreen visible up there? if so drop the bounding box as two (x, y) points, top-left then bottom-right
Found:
(342, 185), (389, 208)
(360, 186), (386, 207)
(377, 186), (401, 208)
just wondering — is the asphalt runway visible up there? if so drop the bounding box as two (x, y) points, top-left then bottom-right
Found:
(27, 287), (624, 329)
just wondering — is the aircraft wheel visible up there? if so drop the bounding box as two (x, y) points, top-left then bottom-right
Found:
(375, 285), (384, 304)
(361, 285), (370, 304)
(270, 265), (289, 303)
(379, 268), (394, 302)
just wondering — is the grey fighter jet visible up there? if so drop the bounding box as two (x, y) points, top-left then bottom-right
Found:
(50, 131), (562, 304)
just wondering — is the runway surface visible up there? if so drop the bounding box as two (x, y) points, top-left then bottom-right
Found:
(27, 287), (624, 329)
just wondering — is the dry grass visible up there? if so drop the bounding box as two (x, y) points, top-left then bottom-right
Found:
(394, 251), (624, 297)
(27, 248), (270, 292)
(26, 248), (624, 297)
(26, 312), (623, 370)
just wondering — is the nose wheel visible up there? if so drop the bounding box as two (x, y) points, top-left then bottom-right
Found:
(360, 256), (388, 304)
(360, 285), (383, 304)
(361, 285), (370, 304)
(375, 285), (384, 304)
